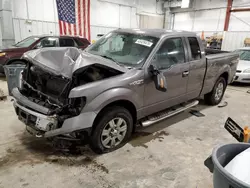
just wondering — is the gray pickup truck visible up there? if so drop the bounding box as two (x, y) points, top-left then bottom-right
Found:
(12, 29), (238, 153)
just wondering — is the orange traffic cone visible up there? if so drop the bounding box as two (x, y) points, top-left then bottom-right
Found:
(201, 31), (205, 41)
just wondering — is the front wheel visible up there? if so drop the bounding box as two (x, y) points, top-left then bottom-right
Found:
(204, 77), (227, 105)
(89, 106), (133, 154)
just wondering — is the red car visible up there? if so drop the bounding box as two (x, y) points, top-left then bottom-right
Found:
(0, 35), (90, 74)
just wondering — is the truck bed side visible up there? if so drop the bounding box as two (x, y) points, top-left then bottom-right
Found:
(200, 50), (238, 96)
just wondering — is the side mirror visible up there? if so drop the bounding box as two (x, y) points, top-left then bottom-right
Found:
(149, 65), (167, 92)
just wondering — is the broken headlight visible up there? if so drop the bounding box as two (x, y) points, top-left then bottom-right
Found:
(68, 97), (86, 116)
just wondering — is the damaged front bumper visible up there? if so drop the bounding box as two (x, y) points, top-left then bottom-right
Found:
(14, 101), (58, 134)
(12, 88), (97, 138)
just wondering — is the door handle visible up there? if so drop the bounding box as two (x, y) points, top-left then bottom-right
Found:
(182, 71), (189, 77)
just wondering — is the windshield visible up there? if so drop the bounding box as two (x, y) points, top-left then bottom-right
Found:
(87, 32), (159, 67)
(236, 50), (250, 61)
(14, 37), (40, 47)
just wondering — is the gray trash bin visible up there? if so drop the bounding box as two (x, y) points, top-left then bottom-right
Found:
(3, 64), (26, 96)
(205, 143), (250, 188)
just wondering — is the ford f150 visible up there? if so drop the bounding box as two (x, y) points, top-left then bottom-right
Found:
(11, 29), (238, 153)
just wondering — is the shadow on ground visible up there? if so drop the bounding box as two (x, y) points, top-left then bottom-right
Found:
(230, 82), (250, 87)
(0, 132), (110, 173)
(0, 100), (213, 171)
(130, 99), (212, 148)
(0, 73), (6, 81)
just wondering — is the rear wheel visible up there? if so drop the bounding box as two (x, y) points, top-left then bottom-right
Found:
(204, 77), (227, 105)
(89, 106), (133, 154)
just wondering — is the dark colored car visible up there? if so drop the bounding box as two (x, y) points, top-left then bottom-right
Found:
(0, 35), (90, 73)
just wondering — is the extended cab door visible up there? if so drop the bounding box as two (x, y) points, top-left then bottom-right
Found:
(185, 37), (206, 100)
(143, 37), (190, 116)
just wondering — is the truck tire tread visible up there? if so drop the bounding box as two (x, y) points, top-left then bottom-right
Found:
(89, 106), (133, 154)
(204, 77), (227, 105)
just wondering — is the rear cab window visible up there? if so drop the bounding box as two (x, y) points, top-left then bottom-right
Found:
(74, 38), (90, 47)
(59, 38), (76, 47)
(187, 37), (201, 60)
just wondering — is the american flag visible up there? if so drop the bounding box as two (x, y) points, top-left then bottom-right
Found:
(56, 0), (90, 41)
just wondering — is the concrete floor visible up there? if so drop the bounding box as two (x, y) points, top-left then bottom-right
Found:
(1, 76), (250, 188)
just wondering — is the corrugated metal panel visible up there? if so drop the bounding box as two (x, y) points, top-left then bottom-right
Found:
(139, 15), (164, 29)
(229, 12), (250, 31)
(221, 31), (250, 51)
(120, 6), (131, 28)
(193, 9), (225, 31)
(90, 25), (117, 41)
(13, 19), (21, 43)
(174, 12), (194, 30)
(13, 18), (59, 42)
(174, 8), (226, 32)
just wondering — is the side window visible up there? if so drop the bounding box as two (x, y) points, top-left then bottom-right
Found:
(188, 37), (201, 60)
(59, 38), (75, 47)
(74, 38), (90, 46)
(35, 37), (58, 48)
(154, 38), (185, 70)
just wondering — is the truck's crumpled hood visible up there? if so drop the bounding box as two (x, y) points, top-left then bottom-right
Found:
(22, 47), (127, 78)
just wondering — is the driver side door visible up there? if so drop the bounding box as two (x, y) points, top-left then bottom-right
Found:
(143, 37), (190, 116)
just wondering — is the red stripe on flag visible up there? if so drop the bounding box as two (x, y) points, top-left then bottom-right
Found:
(74, 24), (77, 36)
(63, 22), (66, 35)
(78, 0), (82, 36)
(83, 0), (86, 38)
(87, 0), (90, 41)
(68, 23), (72, 35)
(59, 21), (63, 35)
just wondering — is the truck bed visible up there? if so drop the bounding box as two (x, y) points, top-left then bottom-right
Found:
(201, 49), (238, 96)
(205, 48), (229, 55)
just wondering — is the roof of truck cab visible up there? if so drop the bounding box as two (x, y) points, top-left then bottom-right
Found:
(114, 29), (197, 38)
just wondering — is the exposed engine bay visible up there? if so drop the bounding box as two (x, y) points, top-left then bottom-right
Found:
(20, 62), (123, 122)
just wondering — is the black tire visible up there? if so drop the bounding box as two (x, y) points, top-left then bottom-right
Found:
(204, 77), (227, 105)
(89, 106), (133, 154)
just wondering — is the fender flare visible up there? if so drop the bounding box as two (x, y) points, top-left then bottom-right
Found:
(216, 64), (230, 83)
(81, 87), (141, 114)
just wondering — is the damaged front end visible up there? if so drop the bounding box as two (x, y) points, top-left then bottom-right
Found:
(12, 47), (124, 139)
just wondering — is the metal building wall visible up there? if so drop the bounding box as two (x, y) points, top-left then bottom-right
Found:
(10, 0), (163, 45)
(221, 31), (250, 51)
(173, 0), (250, 33)
(12, 0), (59, 43)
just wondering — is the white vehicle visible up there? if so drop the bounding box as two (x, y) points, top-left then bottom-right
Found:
(234, 47), (250, 83)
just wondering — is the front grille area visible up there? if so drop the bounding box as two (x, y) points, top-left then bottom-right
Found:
(16, 106), (37, 127)
(236, 70), (242, 73)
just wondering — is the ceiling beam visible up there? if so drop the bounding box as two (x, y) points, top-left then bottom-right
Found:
(224, 0), (233, 31)
(231, 8), (250, 12)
